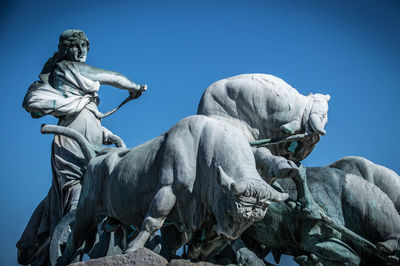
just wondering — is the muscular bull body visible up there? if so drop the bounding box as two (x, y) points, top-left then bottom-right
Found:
(197, 73), (330, 179)
(242, 166), (400, 265)
(57, 115), (288, 265)
(194, 74), (400, 265)
(329, 156), (400, 213)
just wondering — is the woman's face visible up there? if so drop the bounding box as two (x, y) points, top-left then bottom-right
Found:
(65, 39), (88, 63)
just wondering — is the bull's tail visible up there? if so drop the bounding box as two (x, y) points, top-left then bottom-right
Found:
(41, 124), (95, 164)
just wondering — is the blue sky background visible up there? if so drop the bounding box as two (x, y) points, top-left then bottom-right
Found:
(1, 1), (399, 265)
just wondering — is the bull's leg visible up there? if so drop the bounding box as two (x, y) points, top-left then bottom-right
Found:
(230, 238), (266, 266)
(160, 225), (192, 260)
(56, 207), (98, 266)
(253, 147), (319, 219)
(293, 164), (320, 219)
(125, 185), (176, 253)
(252, 147), (299, 181)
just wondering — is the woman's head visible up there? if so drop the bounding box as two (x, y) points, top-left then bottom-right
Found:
(40, 30), (89, 79)
(58, 30), (89, 63)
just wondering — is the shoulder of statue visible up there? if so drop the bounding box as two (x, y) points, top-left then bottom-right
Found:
(55, 60), (87, 77)
(56, 60), (71, 68)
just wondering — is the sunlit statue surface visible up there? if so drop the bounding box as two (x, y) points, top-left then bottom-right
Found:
(17, 30), (400, 266)
(195, 74), (400, 265)
(18, 29), (146, 265)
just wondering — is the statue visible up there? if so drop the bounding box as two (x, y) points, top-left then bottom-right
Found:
(18, 31), (400, 266)
(239, 162), (400, 265)
(47, 115), (288, 265)
(197, 73), (330, 181)
(194, 74), (400, 265)
(328, 156), (400, 213)
(180, 160), (400, 266)
(197, 73), (331, 222)
(17, 29), (147, 265)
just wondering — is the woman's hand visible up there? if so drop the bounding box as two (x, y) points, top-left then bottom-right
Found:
(129, 84), (147, 99)
(102, 126), (115, 145)
(102, 126), (127, 148)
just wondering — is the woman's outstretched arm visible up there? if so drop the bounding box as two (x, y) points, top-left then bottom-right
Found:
(74, 62), (146, 94)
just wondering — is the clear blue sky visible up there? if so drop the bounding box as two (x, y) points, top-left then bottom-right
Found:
(1, 1), (399, 265)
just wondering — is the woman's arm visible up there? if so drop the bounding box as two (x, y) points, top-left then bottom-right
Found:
(73, 62), (145, 94)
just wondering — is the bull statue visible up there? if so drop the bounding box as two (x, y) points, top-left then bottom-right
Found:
(184, 163), (400, 266)
(197, 73), (330, 180)
(195, 74), (400, 265)
(328, 156), (400, 213)
(239, 164), (400, 266)
(52, 115), (288, 265)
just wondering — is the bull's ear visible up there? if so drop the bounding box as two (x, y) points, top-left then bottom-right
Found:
(217, 166), (234, 193)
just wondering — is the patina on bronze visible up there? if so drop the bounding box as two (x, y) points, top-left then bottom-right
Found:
(18, 29), (147, 266)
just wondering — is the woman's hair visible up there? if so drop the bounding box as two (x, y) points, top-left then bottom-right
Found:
(40, 30), (89, 80)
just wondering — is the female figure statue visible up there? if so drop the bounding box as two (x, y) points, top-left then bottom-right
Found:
(18, 29), (146, 265)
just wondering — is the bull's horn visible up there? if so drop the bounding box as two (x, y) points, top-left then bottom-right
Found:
(217, 166), (237, 194)
(231, 182), (246, 196)
(324, 94), (331, 102)
(313, 93), (330, 102)
(265, 183), (289, 202)
(309, 113), (326, 135)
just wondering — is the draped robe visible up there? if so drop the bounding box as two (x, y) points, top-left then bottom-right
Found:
(18, 60), (104, 265)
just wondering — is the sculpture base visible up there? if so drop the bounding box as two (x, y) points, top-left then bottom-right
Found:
(69, 248), (220, 266)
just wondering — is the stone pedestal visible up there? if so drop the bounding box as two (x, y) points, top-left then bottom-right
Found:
(69, 248), (219, 266)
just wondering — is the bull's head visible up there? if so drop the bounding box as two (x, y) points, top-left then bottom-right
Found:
(214, 166), (288, 240)
(309, 93), (330, 135)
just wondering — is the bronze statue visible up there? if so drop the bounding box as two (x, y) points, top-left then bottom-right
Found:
(18, 29), (147, 265)
(17, 30), (400, 266)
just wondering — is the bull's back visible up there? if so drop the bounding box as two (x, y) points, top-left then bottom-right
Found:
(330, 156), (400, 212)
(198, 74), (308, 138)
(289, 167), (400, 243)
(160, 115), (254, 191)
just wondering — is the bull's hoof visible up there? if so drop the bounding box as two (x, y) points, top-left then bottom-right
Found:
(294, 253), (323, 266)
(273, 159), (299, 179)
(124, 243), (143, 254)
(377, 239), (399, 254)
(236, 247), (266, 266)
